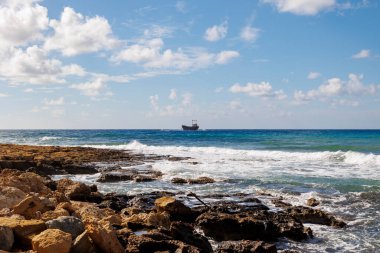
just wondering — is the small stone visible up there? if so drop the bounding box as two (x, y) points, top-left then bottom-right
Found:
(46, 216), (85, 239)
(0, 226), (14, 251)
(32, 229), (72, 253)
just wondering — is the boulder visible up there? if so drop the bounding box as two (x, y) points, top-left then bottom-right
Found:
(306, 198), (320, 207)
(0, 217), (46, 247)
(46, 216), (85, 239)
(71, 231), (96, 253)
(85, 220), (124, 253)
(155, 197), (193, 221)
(12, 196), (51, 219)
(41, 208), (70, 221)
(0, 186), (27, 209)
(0, 170), (51, 195)
(0, 226), (14, 251)
(286, 206), (346, 228)
(97, 173), (134, 183)
(32, 228), (72, 253)
(56, 178), (91, 201)
(215, 240), (277, 253)
(122, 211), (171, 230)
(188, 177), (215, 184)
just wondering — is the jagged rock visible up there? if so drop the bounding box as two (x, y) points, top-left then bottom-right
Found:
(171, 177), (187, 184)
(155, 197), (193, 222)
(85, 220), (124, 253)
(99, 194), (131, 212)
(46, 216), (85, 239)
(0, 170), (51, 195)
(271, 199), (292, 209)
(169, 221), (213, 252)
(0, 186), (27, 209)
(306, 198), (320, 207)
(71, 231), (96, 253)
(0, 217), (46, 247)
(286, 206), (346, 228)
(188, 177), (215, 184)
(32, 229), (72, 253)
(0, 226), (14, 251)
(41, 208), (70, 221)
(122, 212), (171, 230)
(97, 173), (134, 183)
(12, 196), (52, 219)
(215, 240), (277, 253)
(57, 178), (91, 201)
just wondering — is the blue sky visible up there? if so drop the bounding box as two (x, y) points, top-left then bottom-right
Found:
(0, 0), (379, 129)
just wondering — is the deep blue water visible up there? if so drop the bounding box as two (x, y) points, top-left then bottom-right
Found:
(0, 129), (379, 154)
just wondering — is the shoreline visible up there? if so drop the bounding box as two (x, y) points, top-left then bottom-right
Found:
(0, 144), (348, 252)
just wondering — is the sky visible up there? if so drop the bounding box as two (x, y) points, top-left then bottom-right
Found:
(0, 0), (379, 129)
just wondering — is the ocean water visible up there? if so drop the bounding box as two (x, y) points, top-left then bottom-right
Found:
(0, 129), (379, 252)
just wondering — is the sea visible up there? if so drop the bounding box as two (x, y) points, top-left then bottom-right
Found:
(0, 129), (379, 252)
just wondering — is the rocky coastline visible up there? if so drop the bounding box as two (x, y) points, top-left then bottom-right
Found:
(0, 144), (347, 253)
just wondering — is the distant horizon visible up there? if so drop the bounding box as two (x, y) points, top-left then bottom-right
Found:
(0, 0), (379, 129)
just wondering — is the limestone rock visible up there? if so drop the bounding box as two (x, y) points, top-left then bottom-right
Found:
(0, 226), (14, 251)
(215, 240), (277, 253)
(123, 211), (170, 230)
(0, 170), (51, 195)
(41, 208), (70, 221)
(85, 220), (124, 253)
(0, 186), (27, 209)
(56, 178), (91, 201)
(155, 197), (192, 221)
(46, 216), (85, 239)
(32, 229), (72, 253)
(71, 231), (96, 253)
(12, 196), (50, 219)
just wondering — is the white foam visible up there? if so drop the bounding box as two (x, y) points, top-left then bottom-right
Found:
(40, 136), (62, 141)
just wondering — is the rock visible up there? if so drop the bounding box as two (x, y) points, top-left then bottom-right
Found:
(56, 178), (91, 201)
(41, 208), (70, 221)
(155, 197), (193, 222)
(0, 170), (51, 195)
(171, 177), (187, 184)
(0, 226), (14, 251)
(0, 186), (27, 209)
(32, 229), (72, 253)
(97, 173), (134, 183)
(286, 206), (346, 228)
(306, 198), (320, 207)
(0, 217), (46, 247)
(46, 216), (85, 239)
(215, 240), (277, 253)
(71, 231), (96, 253)
(188, 177), (215, 184)
(169, 221), (212, 252)
(85, 220), (124, 253)
(12, 196), (51, 219)
(122, 212), (171, 230)
(134, 175), (155, 182)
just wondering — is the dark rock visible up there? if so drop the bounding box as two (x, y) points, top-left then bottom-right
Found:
(188, 177), (215, 184)
(0, 160), (36, 171)
(286, 206), (346, 228)
(134, 175), (155, 182)
(46, 216), (85, 239)
(0, 226), (14, 251)
(216, 240), (277, 253)
(171, 177), (187, 184)
(271, 199), (292, 209)
(306, 198), (320, 207)
(97, 173), (134, 183)
(99, 194), (132, 212)
(155, 197), (194, 222)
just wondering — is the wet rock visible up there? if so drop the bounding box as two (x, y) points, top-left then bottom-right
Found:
(171, 177), (187, 184)
(46, 216), (85, 239)
(134, 175), (156, 182)
(71, 231), (96, 253)
(155, 197), (193, 222)
(169, 221), (212, 252)
(32, 228), (72, 253)
(168, 156), (191, 161)
(271, 199), (292, 209)
(286, 206), (346, 228)
(188, 177), (215, 184)
(0, 226), (14, 251)
(99, 194), (131, 212)
(97, 173), (134, 183)
(0, 186), (27, 209)
(216, 240), (277, 253)
(0, 217), (46, 247)
(306, 198), (320, 207)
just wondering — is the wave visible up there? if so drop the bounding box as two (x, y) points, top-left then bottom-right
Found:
(40, 136), (63, 141)
(84, 140), (380, 167)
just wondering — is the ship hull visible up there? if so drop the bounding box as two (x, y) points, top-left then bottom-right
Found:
(182, 125), (199, 131)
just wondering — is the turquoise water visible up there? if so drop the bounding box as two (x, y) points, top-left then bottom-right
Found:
(1, 129), (379, 252)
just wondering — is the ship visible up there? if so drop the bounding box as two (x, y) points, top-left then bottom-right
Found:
(182, 120), (199, 131)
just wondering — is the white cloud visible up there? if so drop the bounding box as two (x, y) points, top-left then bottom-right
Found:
(308, 72), (320, 80)
(215, 51), (240, 64)
(149, 94), (159, 111)
(293, 74), (377, 105)
(0, 45), (85, 84)
(240, 25), (260, 42)
(331, 99), (359, 107)
(71, 78), (107, 97)
(230, 82), (287, 99)
(43, 97), (65, 106)
(44, 7), (119, 56)
(143, 25), (174, 38)
(204, 21), (228, 42)
(352, 49), (370, 59)
(262, 0), (336, 15)
(169, 89), (177, 100)
(111, 38), (239, 70)
(0, 0), (48, 47)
